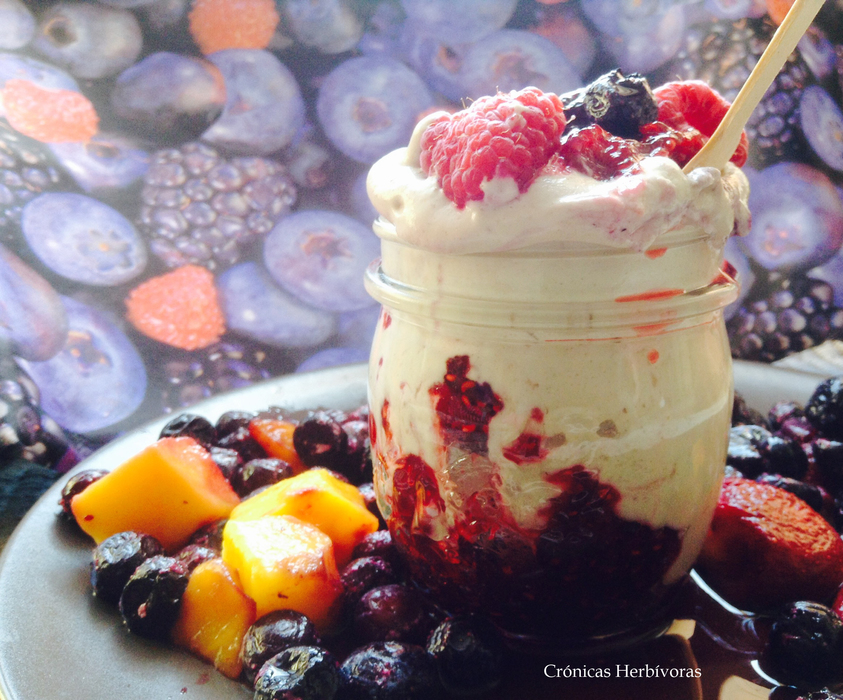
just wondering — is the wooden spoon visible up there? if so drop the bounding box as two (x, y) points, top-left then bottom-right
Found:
(682, 0), (826, 173)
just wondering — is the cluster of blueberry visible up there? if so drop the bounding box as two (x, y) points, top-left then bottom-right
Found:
(3, 0), (843, 513)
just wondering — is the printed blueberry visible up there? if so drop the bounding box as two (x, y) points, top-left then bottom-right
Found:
(600, 6), (686, 74)
(17, 296), (147, 433)
(356, 1), (403, 57)
(202, 49), (306, 156)
(741, 163), (843, 272)
(316, 56), (434, 164)
(111, 51), (226, 139)
(580, 0), (676, 37)
(724, 237), (756, 321)
(32, 3), (142, 80)
(22, 192), (147, 286)
(0, 243), (67, 361)
(400, 0), (517, 44)
(0, 0), (35, 50)
(264, 210), (380, 312)
(0, 51), (78, 91)
(459, 29), (580, 98)
(704, 0), (757, 20)
(349, 169), (378, 228)
(800, 86), (843, 173)
(217, 261), (336, 348)
(337, 305), (380, 350)
(400, 22), (471, 103)
(284, 0), (363, 54)
(49, 133), (149, 193)
(296, 347), (370, 373)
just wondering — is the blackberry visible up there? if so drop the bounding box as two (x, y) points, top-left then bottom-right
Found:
(138, 142), (296, 271)
(727, 274), (843, 363)
(560, 69), (658, 139)
(673, 18), (813, 168)
(158, 340), (281, 413)
(0, 120), (67, 244)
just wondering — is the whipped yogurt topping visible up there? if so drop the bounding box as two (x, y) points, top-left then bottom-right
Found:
(367, 114), (751, 255)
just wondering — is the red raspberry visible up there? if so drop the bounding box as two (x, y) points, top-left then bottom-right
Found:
(189, 0), (279, 55)
(652, 80), (748, 167)
(552, 124), (643, 181)
(419, 87), (567, 209)
(638, 122), (707, 169)
(2, 79), (98, 143)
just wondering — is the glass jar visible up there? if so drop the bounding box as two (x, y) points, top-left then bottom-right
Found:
(365, 224), (737, 652)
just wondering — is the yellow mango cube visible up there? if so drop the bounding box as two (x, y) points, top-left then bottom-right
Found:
(71, 437), (240, 551)
(222, 515), (343, 629)
(171, 558), (257, 679)
(229, 467), (379, 566)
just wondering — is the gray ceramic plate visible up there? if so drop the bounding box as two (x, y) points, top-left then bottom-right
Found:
(0, 361), (827, 700)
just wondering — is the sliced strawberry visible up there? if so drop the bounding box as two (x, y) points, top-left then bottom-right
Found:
(697, 476), (843, 611)
(125, 265), (225, 351)
(653, 80), (748, 167)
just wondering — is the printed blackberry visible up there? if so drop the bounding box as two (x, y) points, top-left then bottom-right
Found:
(0, 120), (67, 244)
(727, 274), (843, 362)
(157, 340), (284, 413)
(138, 142), (296, 270)
(673, 18), (812, 168)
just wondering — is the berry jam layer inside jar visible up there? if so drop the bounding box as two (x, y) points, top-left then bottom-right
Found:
(368, 289), (734, 649)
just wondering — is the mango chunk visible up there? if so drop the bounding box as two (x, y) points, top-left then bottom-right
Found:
(171, 558), (257, 679)
(229, 467), (379, 566)
(71, 437), (240, 551)
(222, 515), (343, 629)
(249, 417), (305, 473)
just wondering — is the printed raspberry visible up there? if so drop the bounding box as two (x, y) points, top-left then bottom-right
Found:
(188, 0), (280, 55)
(552, 124), (643, 180)
(419, 87), (567, 209)
(653, 80), (748, 167)
(766, 0), (794, 24)
(125, 265), (226, 351)
(1, 79), (98, 144)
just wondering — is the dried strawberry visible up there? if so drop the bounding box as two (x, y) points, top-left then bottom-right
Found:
(419, 87), (566, 209)
(2, 79), (98, 143)
(697, 476), (843, 611)
(125, 265), (226, 351)
(188, 0), (279, 55)
(652, 80), (748, 167)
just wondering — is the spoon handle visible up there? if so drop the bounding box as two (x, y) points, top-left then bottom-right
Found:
(682, 0), (825, 173)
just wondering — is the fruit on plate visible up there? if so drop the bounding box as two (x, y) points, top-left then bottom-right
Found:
(696, 476), (843, 611)
(221, 514), (344, 628)
(249, 415), (306, 472)
(228, 467), (379, 566)
(171, 557), (257, 679)
(71, 436), (240, 551)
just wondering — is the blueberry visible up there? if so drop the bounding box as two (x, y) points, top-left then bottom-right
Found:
(188, 519), (227, 551)
(459, 29), (580, 98)
(231, 457), (293, 498)
(731, 391), (768, 428)
(357, 1), (403, 58)
(49, 134), (149, 193)
(350, 530), (401, 570)
(215, 410), (255, 438)
(316, 56), (434, 164)
(91, 531), (164, 605)
(173, 544), (218, 572)
(800, 86), (843, 174)
(296, 347), (371, 373)
(159, 412), (216, 446)
(217, 262), (336, 349)
(58, 468), (108, 517)
(284, 0), (363, 54)
(0, 243), (67, 361)
(400, 0), (517, 44)
(400, 22), (472, 103)
(742, 164), (843, 272)
(0, 0), (35, 50)
(353, 584), (435, 645)
(209, 446), (242, 481)
(762, 601), (843, 690)
(807, 377), (843, 441)
(341, 556), (397, 604)
(32, 3), (142, 80)
(21, 193), (147, 287)
(293, 412), (349, 469)
(119, 555), (189, 640)
(339, 641), (441, 700)
(242, 610), (321, 687)
(111, 52), (226, 139)
(0, 51), (78, 92)
(813, 437), (843, 492)
(264, 210), (379, 312)
(769, 401), (807, 430)
(215, 424), (267, 462)
(18, 296), (147, 434)
(202, 49), (306, 156)
(769, 688), (843, 700)
(600, 6), (687, 74)
(727, 425), (808, 479)
(254, 645), (339, 700)
(426, 615), (504, 696)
